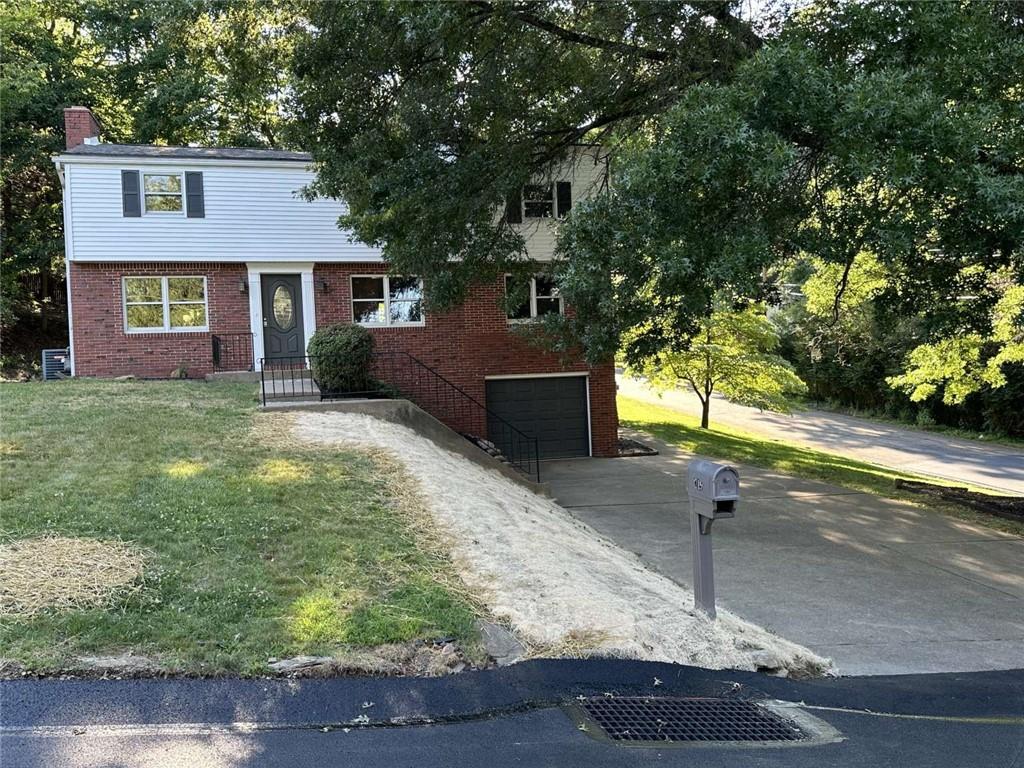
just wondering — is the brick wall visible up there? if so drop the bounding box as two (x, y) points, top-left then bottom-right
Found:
(64, 107), (101, 149)
(313, 263), (618, 457)
(69, 262), (250, 379)
(68, 261), (618, 456)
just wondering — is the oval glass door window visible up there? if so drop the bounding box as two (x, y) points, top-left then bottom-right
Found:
(273, 285), (295, 330)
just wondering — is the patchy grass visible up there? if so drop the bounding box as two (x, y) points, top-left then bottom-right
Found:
(619, 396), (1024, 537)
(0, 380), (477, 675)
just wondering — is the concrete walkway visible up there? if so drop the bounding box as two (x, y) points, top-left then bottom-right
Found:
(618, 374), (1024, 496)
(545, 432), (1024, 675)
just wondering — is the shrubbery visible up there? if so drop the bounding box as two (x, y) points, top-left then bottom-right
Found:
(307, 323), (374, 394)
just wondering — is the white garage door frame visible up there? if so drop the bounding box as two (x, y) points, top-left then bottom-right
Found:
(483, 372), (592, 458)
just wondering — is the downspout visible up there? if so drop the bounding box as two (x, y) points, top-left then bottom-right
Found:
(52, 156), (75, 376)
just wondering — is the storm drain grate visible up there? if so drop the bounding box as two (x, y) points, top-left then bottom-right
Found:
(577, 697), (805, 743)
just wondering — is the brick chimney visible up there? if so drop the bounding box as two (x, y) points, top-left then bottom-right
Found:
(63, 106), (101, 149)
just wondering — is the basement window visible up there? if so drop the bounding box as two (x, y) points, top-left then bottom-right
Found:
(124, 276), (208, 332)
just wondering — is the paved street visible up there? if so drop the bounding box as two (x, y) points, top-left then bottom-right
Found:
(546, 432), (1024, 675)
(618, 374), (1024, 495)
(3, 660), (1022, 768)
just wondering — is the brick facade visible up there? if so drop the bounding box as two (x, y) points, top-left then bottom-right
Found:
(69, 262), (251, 380)
(69, 261), (618, 456)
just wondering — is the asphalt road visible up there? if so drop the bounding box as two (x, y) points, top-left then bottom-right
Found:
(4, 660), (1023, 767)
(618, 374), (1024, 496)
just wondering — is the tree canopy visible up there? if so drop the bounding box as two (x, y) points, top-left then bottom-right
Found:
(290, 0), (764, 306)
(557, 1), (1023, 401)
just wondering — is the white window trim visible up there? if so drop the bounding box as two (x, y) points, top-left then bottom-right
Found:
(142, 171), (185, 216)
(505, 275), (564, 323)
(522, 182), (555, 220)
(350, 275), (425, 328)
(122, 275), (209, 334)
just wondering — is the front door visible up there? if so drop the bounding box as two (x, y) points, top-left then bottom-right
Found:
(261, 274), (305, 361)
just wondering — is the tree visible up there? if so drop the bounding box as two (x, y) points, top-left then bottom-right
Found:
(629, 300), (805, 429)
(84, 0), (296, 147)
(1, 0), (296, 354)
(1, 0), (98, 334)
(289, 1), (764, 308)
(887, 271), (1024, 405)
(557, 0), (1024, 388)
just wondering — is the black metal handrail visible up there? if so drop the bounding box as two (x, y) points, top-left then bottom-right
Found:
(212, 333), (255, 371)
(259, 351), (541, 482)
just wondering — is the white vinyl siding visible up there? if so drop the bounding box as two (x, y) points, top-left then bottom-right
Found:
(510, 146), (607, 261)
(64, 146), (605, 264)
(67, 163), (384, 263)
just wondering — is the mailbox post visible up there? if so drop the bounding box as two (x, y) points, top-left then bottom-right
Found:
(687, 460), (740, 619)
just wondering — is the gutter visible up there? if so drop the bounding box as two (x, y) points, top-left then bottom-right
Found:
(52, 155), (75, 376)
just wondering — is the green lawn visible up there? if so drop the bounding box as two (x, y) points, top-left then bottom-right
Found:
(0, 380), (476, 675)
(618, 396), (1024, 536)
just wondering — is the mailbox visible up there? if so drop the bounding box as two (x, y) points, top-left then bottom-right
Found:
(687, 460), (739, 532)
(686, 460), (740, 619)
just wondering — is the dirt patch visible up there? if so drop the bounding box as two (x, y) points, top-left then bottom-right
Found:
(895, 479), (1024, 522)
(0, 535), (144, 616)
(293, 412), (832, 677)
(618, 436), (659, 457)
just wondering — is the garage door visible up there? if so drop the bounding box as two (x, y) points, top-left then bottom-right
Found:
(485, 376), (590, 459)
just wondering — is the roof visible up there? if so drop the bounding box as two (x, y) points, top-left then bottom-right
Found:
(62, 143), (312, 162)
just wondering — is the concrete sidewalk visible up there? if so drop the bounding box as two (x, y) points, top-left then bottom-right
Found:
(618, 374), (1024, 495)
(545, 432), (1024, 675)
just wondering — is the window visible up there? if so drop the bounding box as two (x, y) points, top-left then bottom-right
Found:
(123, 276), (208, 332)
(505, 275), (564, 321)
(143, 173), (183, 213)
(523, 183), (554, 218)
(351, 276), (424, 326)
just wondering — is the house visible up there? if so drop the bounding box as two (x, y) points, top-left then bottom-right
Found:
(53, 106), (618, 460)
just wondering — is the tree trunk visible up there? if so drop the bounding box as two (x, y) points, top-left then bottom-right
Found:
(700, 397), (710, 429)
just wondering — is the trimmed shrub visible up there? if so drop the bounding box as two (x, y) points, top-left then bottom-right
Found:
(307, 323), (374, 394)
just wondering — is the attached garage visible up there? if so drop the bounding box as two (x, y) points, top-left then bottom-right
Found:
(485, 375), (591, 460)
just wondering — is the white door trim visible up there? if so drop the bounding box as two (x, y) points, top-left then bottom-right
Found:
(484, 372), (593, 458)
(246, 262), (316, 370)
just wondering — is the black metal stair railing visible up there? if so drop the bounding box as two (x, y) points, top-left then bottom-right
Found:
(259, 351), (541, 482)
(211, 333), (255, 371)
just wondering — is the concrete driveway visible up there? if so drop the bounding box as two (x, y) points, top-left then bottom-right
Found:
(618, 374), (1024, 495)
(545, 433), (1024, 675)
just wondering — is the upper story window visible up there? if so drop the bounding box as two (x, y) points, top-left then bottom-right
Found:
(143, 173), (184, 214)
(506, 181), (572, 224)
(351, 275), (424, 326)
(506, 275), (564, 321)
(123, 276), (208, 333)
(523, 184), (554, 219)
(121, 170), (203, 218)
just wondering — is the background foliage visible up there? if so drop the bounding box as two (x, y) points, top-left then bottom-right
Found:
(1, 0), (295, 366)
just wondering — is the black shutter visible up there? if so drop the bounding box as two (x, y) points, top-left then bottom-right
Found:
(505, 188), (522, 224)
(556, 181), (572, 218)
(121, 170), (141, 217)
(185, 171), (205, 218)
